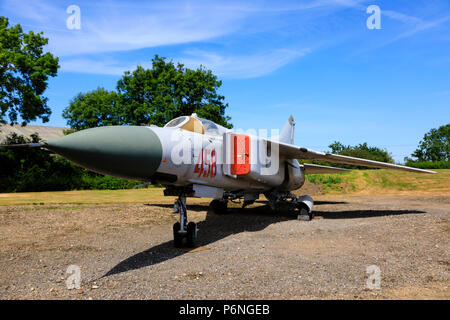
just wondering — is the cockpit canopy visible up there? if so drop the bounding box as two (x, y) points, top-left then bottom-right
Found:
(164, 114), (228, 136)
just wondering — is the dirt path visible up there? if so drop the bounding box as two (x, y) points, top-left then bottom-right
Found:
(0, 195), (448, 299)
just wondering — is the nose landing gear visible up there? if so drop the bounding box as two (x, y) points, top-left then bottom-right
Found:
(173, 195), (197, 248)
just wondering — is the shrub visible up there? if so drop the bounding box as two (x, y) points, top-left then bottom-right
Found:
(0, 133), (140, 192)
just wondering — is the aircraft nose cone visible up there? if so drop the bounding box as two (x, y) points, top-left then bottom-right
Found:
(45, 126), (162, 180)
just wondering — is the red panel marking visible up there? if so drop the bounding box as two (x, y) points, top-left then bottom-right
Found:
(231, 134), (250, 175)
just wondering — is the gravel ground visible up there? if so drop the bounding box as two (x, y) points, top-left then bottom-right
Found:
(0, 195), (448, 299)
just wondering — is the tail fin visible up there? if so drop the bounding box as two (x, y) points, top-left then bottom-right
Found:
(279, 115), (295, 144)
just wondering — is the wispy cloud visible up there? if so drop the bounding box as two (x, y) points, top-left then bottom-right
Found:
(177, 49), (311, 79)
(382, 10), (423, 24)
(2, 0), (370, 57)
(2, 0), (247, 56)
(392, 14), (450, 41)
(355, 14), (450, 54)
(59, 57), (134, 76)
(4, 0), (448, 78)
(0, 0), (369, 78)
(60, 48), (311, 78)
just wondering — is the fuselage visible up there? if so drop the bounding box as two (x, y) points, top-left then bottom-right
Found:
(44, 115), (305, 199)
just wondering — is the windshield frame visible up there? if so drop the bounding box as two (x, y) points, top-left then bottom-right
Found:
(163, 116), (189, 128)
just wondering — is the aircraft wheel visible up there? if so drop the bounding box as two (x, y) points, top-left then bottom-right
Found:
(186, 222), (197, 247)
(297, 205), (314, 221)
(210, 199), (228, 214)
(173, 222), (183, 248)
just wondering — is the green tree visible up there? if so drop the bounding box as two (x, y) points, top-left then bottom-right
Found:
(319, 141), (393, 169)
(62, 88), (121, 131)
(328, 141), (393, 163)
(0, 132), (139, 192)
(328, 141), (346, 154)
(63, 55), (232, 129)
(0, 132), (83, 192)
(303, 141), (393, 169)
(0, 17), (59, 125)
(411, 124), (449, 162)
(117, 55), (231, 127)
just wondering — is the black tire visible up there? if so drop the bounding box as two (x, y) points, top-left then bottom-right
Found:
(210, 199), (228, 214)
(186, 222), (197, 248)
(297, 204), (313, 221)
(173, 222), (183, 248)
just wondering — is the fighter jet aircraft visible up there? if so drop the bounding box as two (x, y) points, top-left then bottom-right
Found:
(1, 114), (435, 247)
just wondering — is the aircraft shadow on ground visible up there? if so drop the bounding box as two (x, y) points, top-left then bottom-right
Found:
(314, 200), (348, 205)
(143, 203), (209, 212)
(103, 202), (425, 277)
(315, 209), (425, 219)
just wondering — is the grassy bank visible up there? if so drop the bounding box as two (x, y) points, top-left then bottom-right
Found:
(306, 169), (450, 195)
(1, 169), (448, 206)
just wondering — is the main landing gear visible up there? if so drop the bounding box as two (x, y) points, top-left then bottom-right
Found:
(265, 191), (315, 221)
(296, 201), (315, 221)
(209, 199), (228, 214)
(173, 195), (197, 248)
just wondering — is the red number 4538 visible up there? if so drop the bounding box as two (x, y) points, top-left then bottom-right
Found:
(194, 149), (217, 178)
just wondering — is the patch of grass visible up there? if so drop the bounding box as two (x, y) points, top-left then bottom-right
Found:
(379, 175), (416, 190)
(306, 174), (343, 192)
(0, 188), (169, 206)
(306, 169), (449, 195)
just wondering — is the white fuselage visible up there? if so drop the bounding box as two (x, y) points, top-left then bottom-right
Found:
(151, 127), (305, 197)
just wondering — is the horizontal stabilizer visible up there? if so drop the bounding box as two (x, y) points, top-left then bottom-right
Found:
(303, 163), (350, 174)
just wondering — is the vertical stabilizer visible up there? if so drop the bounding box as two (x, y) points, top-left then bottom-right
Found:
(279, 115), (295, 144)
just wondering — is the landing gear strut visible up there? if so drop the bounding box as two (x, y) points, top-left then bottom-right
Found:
(173, 195), (197, 248)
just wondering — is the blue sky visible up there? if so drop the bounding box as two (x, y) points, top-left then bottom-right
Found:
(2, 0), (449, 162)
